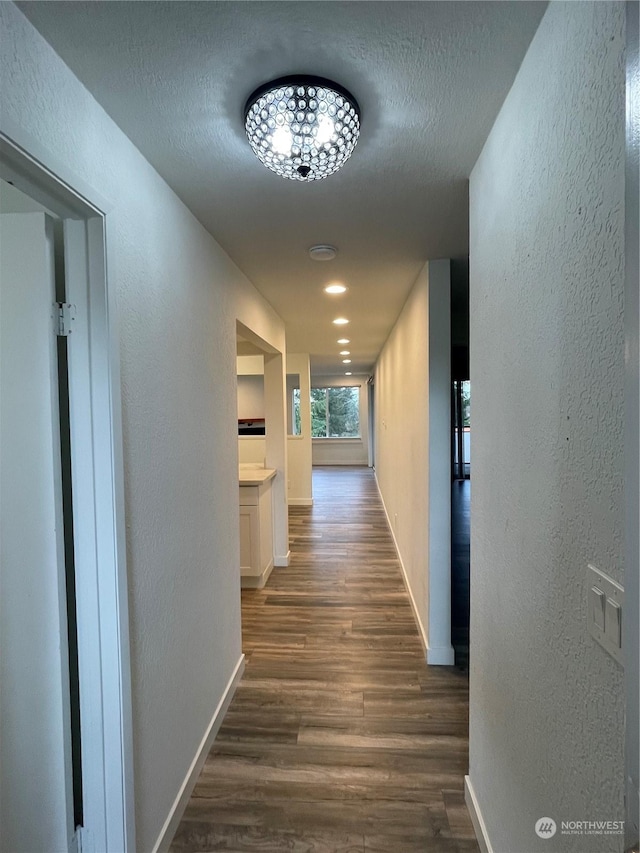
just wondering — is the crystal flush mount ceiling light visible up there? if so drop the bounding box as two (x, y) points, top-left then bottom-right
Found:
(244, 76), (360, 181)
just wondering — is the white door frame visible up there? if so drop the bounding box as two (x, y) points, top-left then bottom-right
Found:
(624, 2), (639, 848)
(0, 127), (135, 852)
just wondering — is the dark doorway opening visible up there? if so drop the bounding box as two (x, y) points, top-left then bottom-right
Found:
(451, 259), (470, 670)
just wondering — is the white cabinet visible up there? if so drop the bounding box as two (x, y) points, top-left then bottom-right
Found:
(239, 467), (276, 588)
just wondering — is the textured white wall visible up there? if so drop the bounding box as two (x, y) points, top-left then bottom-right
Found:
(0, 5), (286, 850)
(469, 3), (625, 851)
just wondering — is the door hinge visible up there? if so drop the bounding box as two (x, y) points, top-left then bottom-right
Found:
(55, 302), (76, 337)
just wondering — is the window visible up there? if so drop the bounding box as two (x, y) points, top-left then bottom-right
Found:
(311, 386), (360, 438)
(292, 388), (301, 436)
(287, 374), (302, 436)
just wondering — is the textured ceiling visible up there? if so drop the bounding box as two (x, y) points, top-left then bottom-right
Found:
(19, 1), (546, 375)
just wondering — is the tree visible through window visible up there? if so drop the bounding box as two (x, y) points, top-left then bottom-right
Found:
(292, 388), (301, 435)
(461, 380), (470, 427)
(311, 387), (360, 438)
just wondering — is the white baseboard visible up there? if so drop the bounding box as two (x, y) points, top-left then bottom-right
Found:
(374, 474), (456, 666)
(311, 461), (369, 467)
(288, 498), (313, 506)
(374, 473), (429, 659)
(241, 560), (274, 589)
(465, 775), (493, 853)
(427, 645), (455, 665)
(274, 550), (290, 567)
(152, 655), (245, 853)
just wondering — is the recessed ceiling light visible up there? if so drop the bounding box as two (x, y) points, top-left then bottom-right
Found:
(244, 77), (360, 181)
(339, 350), (350, 356)
(342, 359), (352, 364)
(337, 338), (350, 344)
(324, 283), (347, 294)
(309, 244), (337, 261)
(333, 317), (349, 325)
(345, 372), (352, 376)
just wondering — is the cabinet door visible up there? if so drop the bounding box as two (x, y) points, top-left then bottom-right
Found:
(239, 504), (260, 574)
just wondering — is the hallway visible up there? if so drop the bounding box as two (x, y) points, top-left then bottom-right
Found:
(170, 467), (478, 852)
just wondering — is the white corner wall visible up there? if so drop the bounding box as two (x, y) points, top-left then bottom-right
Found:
(0, 4), (287, 850)
(287, 353), (313, 505)
(263, 351), (290, 565)
(468, 3), (625, 852)
(374, 261), (453, 663)
(311, 374), (370, 466)
(426, 260), (454, 665)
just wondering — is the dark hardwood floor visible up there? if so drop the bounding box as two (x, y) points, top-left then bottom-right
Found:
(170, 466), (479, 853)
(451, 479), (471, 670)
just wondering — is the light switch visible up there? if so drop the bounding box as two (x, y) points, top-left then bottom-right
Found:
(605, 598), (622, 649)
(590, 586), (606, 630)
(586, 564), (624, 666)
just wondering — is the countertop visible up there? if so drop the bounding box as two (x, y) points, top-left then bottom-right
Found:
(239, 466), (277, 486)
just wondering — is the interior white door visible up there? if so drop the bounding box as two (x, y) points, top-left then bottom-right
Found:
(0, 212), (75, 851)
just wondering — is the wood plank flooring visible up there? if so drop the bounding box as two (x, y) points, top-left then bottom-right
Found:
(170, 466), (479, 853)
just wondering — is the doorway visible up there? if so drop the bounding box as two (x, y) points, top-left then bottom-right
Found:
(236, 322), (289, 596)
(451, 260), (470, 670)
(452, 380), (470, 481)
(0, 135), (134, 853)
(451, 380), (471, 669)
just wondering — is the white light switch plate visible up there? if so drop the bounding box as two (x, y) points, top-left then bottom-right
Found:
(587, 564), (624, 665)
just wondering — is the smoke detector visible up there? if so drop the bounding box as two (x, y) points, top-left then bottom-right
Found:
(309, 244), (337, 261)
